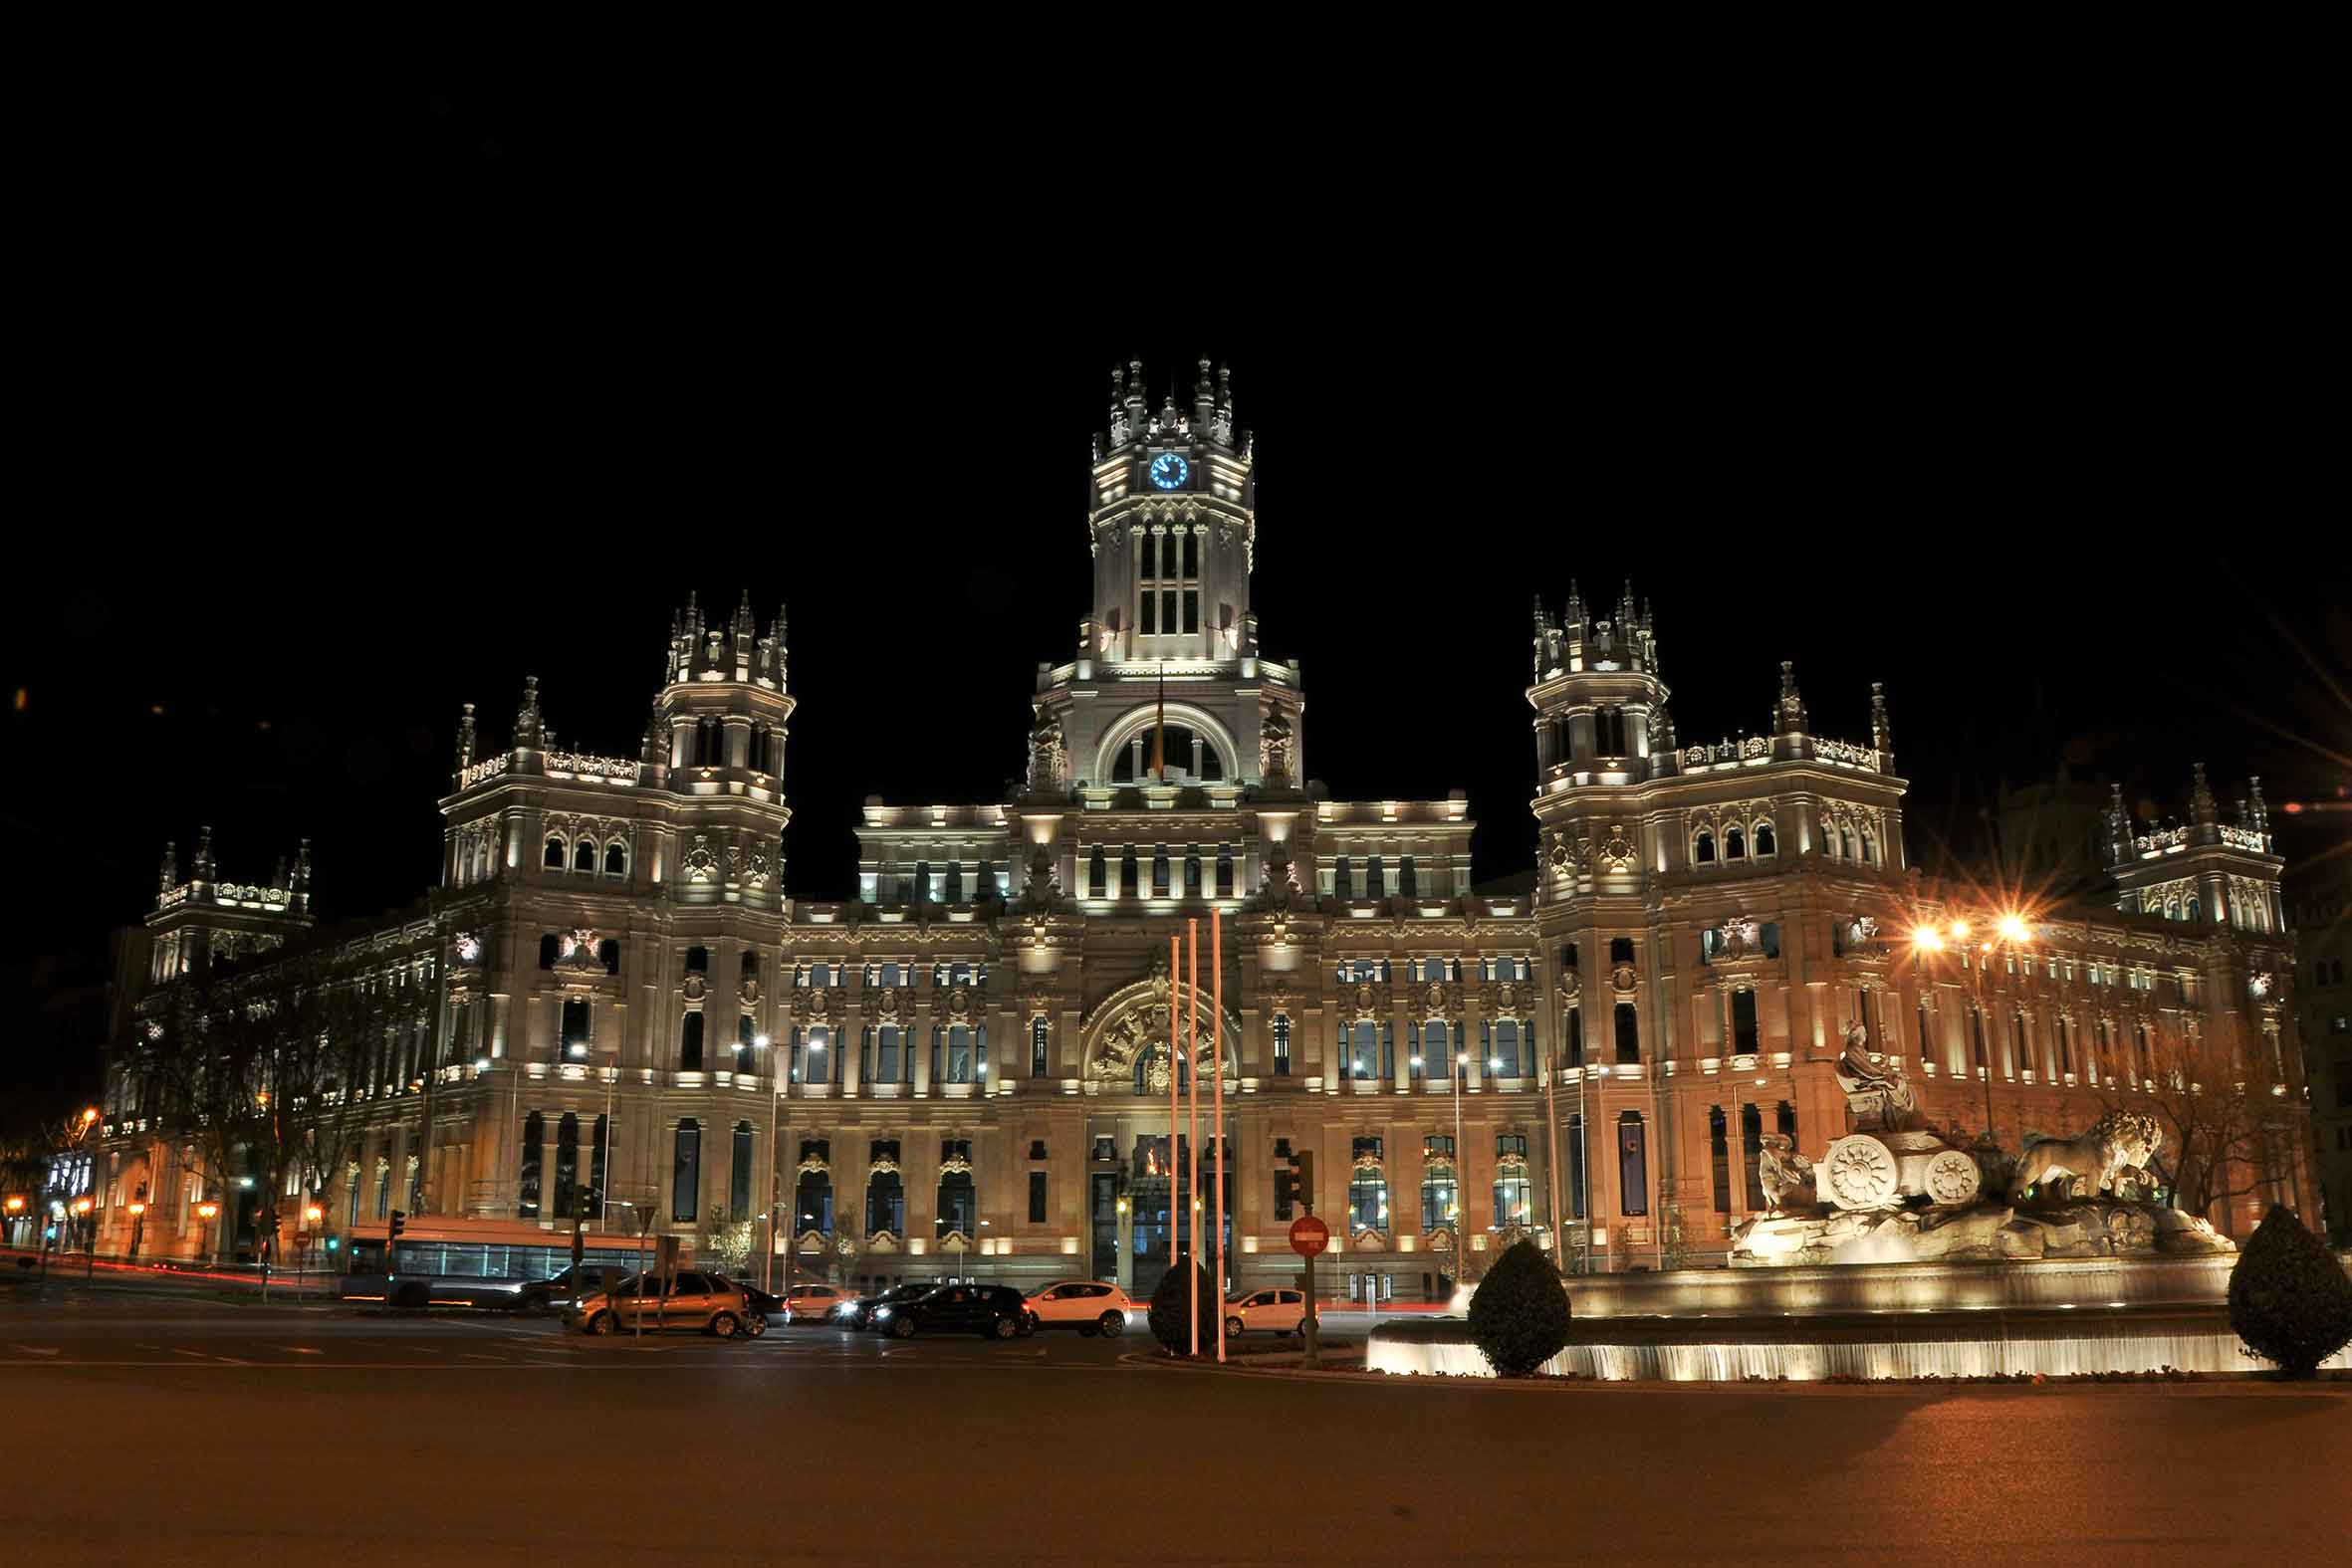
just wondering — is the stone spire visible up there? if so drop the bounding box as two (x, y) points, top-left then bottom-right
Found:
(1869, 682), (1893, 767)
(1108, 363), (1132, 446)
(514, 677), (544, 750)
(1209, 363), (1235, 444)
(1192, 356), (1216, 431)
(1774, 661), (1808, 736)
(2106, 783), (2133, 865)
(1564, 579), (1585, 641)
(292, 838), (312, 910)
(2248, 775), (2269, 834)
(158, 840), (177, 896)
(192, 825), (215, 882)
(2190, 762), (2219, 826)
(455, 702), (477, 776)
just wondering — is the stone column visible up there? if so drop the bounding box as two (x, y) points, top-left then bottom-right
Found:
(1462, 989), (1486, 1091)
(911, 975), (935, 1097)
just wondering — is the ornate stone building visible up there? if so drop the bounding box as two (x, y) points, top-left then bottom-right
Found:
(90, 361), (2320, 1295)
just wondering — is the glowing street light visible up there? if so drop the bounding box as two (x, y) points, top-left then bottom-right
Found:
(1948, 919), (1971, 941)
(127, 1201), (147, 1218)
(1911, 925), (1945, 952)
(3, 1195), (24, 1217)
(70, 1197), (93, 1217)
(303, 1204), (324, 1226)
(196, 1200), (220, 1221)
(1998, 913), (2031, 944)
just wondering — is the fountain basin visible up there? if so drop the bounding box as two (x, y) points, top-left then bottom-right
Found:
(1368, 1253), (2352, 1381)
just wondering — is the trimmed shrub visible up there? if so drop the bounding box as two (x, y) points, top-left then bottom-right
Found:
(1467, 1237), (1572, 1377)
(1147, 1252), (1223, 1357)
(2228, 1205), (2352, 1379)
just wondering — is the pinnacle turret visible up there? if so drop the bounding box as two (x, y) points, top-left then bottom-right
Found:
(1774, 661), (1808, 736)
(158, 840), (176, 895)
(2190, 762), (2219, 825)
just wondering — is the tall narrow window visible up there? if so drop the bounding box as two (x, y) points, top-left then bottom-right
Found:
(1366, 857), (1386, 899)
(1617, 1112), (1648, 1217)
(1917, 1002), (1933, 1069)
(1216, 846), (1234, 896)
(731, 1122), (754, 1218)
(1028, 1170), (1048, 1224)
(1333, 857), (1352, 900)
(1088, 846), (1106, 897)
(1031, 1016), (1051, 1077)
(1709, 1107), (1732, 1213)
(1740, 1103), (1766, 1210)
(562, 998), (590, 1058)
(1567, 1115), (1588, 1221)
(736, 1013), (755, 1073)
(671, 1120), (701, 1224)
(1563, 1008), (1583, 1067)
(1272, 1014), (1292, 1075)
(519, 1112), (544, 1219)
(1614, 1002), (1640, 1064)
(589, 1115), (608, 1217)
(553, 1113), (579, 1221)
(679, 1011), (705, 1072)
(1731, 990), (1759, 1054)
(1971, 1009), (1988, 1074)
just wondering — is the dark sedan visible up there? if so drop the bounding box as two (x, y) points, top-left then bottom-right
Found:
(872, 1284), (1035, 1340)
(836, 1282), (932, 1330)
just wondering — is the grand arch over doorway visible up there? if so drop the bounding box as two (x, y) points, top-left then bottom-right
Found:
(1090, 702), (1244, 787)
(1080, 967), (1243, 1093)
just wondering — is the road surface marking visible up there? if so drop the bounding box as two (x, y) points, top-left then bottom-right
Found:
(286, 1347), (325, 1356)
(173, 1349), (208, 1358)
(11, 1345), (61, 1357)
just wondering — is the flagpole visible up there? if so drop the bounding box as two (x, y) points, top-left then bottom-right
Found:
(1168, 934), (1180, 1279)
(1187, 916), (1201, 1358)
(1212, 907), (1226, 1365)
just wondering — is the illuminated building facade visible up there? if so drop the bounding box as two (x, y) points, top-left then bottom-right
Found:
(91, 363), (2319, 1291)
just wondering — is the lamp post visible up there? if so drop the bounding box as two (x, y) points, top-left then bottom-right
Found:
(1912, 913), (2033, 1146)
(196, 1197), (221, 1265)
(757, 1031), (778, 1294)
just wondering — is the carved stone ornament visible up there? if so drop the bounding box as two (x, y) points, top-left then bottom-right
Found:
(1558, 969), (1582, 1002)
(870, 988), (902, 1022)
(1081, 970), (1241, 1091)
(1024, 986), (1056, 1020)
(454, 933), (483, 965)
(1611, 962), (1638, 995)
(796, 1152), (829, 1176)
(740, 977), (761, 1005)
(795, 987), (830, 1021)
(867, 1156), (901, 1178)
(685, 838), (718, 883)
(944, 986), (974, 1023)
(1351, 981), (1378, 1017)
(559, 929), (604, 971)
(1493, 981), (1521, 1014)
(938, 1154), (974, 1178)
(1598, 826), (1636, 874)
(682, 974), (706, 1002)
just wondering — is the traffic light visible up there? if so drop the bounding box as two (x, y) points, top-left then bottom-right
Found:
(1273, 1138), (1296, 1219)
(1295, 1150), (1315, 1215)
(387, 1210), (407, 1241)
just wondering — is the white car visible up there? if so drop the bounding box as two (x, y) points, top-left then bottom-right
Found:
(1022, 1278), (1133, 1336)
(780, 1283), (845, 1324)
(1224, 1287), (1308, 1338)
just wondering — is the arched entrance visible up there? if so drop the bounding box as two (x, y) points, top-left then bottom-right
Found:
(1078, 969), (1242, 1299)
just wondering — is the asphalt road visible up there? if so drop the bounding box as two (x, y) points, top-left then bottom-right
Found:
(3, 1289), (2347, 1566)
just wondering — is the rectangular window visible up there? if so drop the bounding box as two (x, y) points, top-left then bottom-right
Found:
(589, 1115), (608, 1216)
(1740, 1103), (1766, 1210)
(1140, 592), (1156, 635)
(1614, 1002), (1640, 1064)
(1618, 1113), (1649, 1217)
(1334, 857), (1352, 900)
(1162, 590), (1177, 633)
(1032, 1016), (1051, 1077)
(553, 1115), (579, 1221)
(1564, 1008), (1582, 1067)
(1366, 857), (1385, 899)
(1183, 589), (1198, 633)
(1028, 1171), (1048, 1225)
(1731, 991), (1759, 1054)
(1567, 1116), (1588, 1221)
(1272, 1014), (1292, 1075)
(672, 1121), (701, 1224)
(1709, 1107), (1731, 1213)
(518, 1112), (543, 1219)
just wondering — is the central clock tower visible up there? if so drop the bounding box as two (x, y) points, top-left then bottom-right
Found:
(1025, 359), (1298, 794)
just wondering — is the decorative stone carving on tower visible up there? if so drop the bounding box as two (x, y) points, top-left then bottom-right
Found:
(1027, 706), (1064, 794)
(2190, 762), (2219, 826)
(1869, 682), (1893, 769)
(1774, 662), (1807, 737)
(157, 840), (177, 898)
(454, 703), (476, 777)
(1260, 705), (1294, 788)
(514, 677), (544, 750)
(1020, 839), (1060, 910)
(192, 825), (215, 883)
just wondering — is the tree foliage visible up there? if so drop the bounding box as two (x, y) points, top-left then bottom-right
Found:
(1147, 1252), (1221, 1356)
(2094, 1021), (2297, 1220)
(1467, 1237), (1573, 1377)
(2228, 1205), (2352, 1378)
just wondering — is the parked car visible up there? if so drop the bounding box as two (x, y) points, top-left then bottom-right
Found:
(715, 1275), (779, 1337)
(1023, 1278), (1133, 1337)
(568, 1270), (753, 1338)
(1224, 1287), (1308, 1338)
(837, 1282), (931, 1330)
(873, 1283), (1035, 1340)
(781, 1283), (846, 1324)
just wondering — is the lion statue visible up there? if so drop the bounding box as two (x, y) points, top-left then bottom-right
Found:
(2009, 1111), (2161, 1203)
(1758, 1133), (1819, 1214)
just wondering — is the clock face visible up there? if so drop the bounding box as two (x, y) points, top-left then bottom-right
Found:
(1148, 452), (1190, 491)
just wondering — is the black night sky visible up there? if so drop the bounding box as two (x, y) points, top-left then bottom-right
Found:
(4, 77), (2345, 1129)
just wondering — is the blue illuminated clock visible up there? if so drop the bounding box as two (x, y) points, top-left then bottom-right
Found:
(1148, 452), (1190, 490)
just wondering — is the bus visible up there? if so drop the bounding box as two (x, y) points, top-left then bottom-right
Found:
(339, 1218), (681, 1313)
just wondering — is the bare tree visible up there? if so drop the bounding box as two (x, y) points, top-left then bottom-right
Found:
(2096, 1016), (2296, 1222)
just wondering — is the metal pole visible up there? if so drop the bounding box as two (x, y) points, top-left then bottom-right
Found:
(1541, 977), (1563, 1282)
(1186, 917), (1200, 1358)
(764, 1073), (781, 1295)
(1451, 1040), (1464, 1298)
(1213, 908), (1226, 1365)
(1168, 935), (1179, 1277)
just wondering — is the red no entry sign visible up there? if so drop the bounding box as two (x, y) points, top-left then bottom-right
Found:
(1289, 1215), (1329, 1256)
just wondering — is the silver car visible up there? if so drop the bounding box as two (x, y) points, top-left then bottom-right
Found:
(569, 1269), (752, 1338)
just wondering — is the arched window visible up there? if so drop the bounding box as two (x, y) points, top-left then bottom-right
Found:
(2184, 895), (2201, 923)
(1693, 830), (1717, 864)
(671, 1119), (700, 1224)
(679, 1011), (705, 1072)
(1491, 1017), (1524, 1077)
(795, 1162), (832, 1235)
(866, 1167), (905, 1236)
(1725, 826), (1746, 860)
(936, 1162), (975, 1239)
(1859, 830), (1878, 865)
(1494, 1166), (1531, 1228)
(574, 837), (596, 873)
(545, 834), (567, 869)
(604, 840), (627, 877)
(1843, 827), (1860, 860)
(1754, 821), (1775, 856)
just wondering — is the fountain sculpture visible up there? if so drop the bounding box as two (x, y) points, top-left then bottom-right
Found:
(1727, 1025), (2234, 1267)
